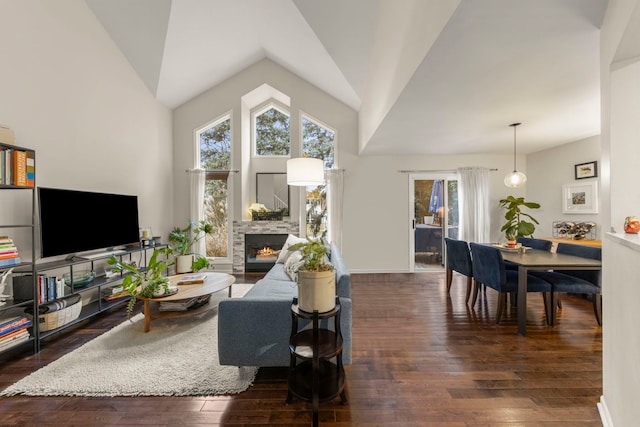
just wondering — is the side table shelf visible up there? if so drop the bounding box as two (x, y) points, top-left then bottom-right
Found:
(287, 296), (346, 427)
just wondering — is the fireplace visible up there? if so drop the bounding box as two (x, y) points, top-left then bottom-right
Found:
(244, 234), (288, 272)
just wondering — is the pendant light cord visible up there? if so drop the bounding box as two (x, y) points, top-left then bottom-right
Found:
(510, 122), (521, 172)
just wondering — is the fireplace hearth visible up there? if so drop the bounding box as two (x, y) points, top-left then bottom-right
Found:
(244, 234), (288, 272)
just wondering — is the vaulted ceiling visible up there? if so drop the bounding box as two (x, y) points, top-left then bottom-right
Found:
(85, 0), (607, 156)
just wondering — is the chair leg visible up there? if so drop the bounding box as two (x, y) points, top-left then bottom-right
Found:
(446, 268), (453, 293)
(557, 294), (562, 309)
(542, 293), (554, 326)
(549, 292), (559, 326)
(593, 294), (602, 326)
(496, 292), (507, 324)
(471, 280), (480, 307)
(465, 277), (472, 303)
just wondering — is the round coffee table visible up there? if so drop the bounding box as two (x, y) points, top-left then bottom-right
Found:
(140, 272), (235, 332)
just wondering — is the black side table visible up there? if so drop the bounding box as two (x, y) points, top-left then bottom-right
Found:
(287, 296), (347, 426)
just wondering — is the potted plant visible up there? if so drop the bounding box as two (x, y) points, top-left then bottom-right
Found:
(499, 196), (541, 243)
(168, 220), (213, 273)
(289, 238), (335, 313)
(107, 247), (173, 318)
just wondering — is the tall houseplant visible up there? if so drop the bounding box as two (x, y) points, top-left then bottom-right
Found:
(289, 239), (335, 312)
(107, 247), (173, 318)
(168, 220), (213, 273)
(499, 196), (541, 240)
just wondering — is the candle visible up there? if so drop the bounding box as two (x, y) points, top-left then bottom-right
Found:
(142, 230), (150, 239)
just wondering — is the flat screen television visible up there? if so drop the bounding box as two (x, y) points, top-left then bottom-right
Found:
(38, 187), (140, 259)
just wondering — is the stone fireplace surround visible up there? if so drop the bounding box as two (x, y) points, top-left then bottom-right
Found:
(232, 220), (300, 273)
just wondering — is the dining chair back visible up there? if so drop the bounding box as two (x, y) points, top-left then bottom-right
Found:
(444, 238), (474, 303)
(469, 243), (552, 324)
(517, 237), (552, 252)
(530, 243), (602, 325)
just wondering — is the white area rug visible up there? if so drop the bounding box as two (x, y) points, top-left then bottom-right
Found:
(1, 284), (256, 397)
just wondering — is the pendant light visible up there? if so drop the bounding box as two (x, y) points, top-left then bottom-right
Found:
(504, 122), (527, 187)
(287, 153), (324, 186)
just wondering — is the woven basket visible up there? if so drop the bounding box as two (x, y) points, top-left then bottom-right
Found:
(251, 210), (283, 221)
(38, 300), (82, 332)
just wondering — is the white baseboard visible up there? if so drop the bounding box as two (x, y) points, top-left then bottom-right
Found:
(598, 395), (613, 427)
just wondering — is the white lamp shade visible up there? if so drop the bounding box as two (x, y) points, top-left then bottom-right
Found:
(287, 157), (324, 186)
(504, 171), (527, 187)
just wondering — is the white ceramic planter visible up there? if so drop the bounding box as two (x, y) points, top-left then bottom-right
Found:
(175, 254), (194, 274)
(297, 270), (336, 313)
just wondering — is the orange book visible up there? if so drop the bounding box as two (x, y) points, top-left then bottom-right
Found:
(0, 252), (18, 260)
(12, 150), (27, 186)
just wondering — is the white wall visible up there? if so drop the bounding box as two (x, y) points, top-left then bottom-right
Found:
(600, 1), (640, 425)
(342, 154), (524, 272)
(173, 59), (528, 273)
(527, 135), (601, 240)
(0, 0), (174, 259)
(172, 59), (359, 236)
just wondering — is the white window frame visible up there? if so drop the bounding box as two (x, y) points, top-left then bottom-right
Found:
(252, 100), (291, 158)
(194, 112), (233, 266)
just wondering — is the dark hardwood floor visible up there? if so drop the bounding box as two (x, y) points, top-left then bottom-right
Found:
(0, 272), (602, 426)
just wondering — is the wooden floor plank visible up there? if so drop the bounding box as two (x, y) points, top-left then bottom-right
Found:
(0, 272), (602, 425)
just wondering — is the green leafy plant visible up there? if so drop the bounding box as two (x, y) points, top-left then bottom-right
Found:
(289, 239), (333, 272)
(107, 247), (173, 318)
(168, 220), (213, 271)
(499, 196), (541, 239)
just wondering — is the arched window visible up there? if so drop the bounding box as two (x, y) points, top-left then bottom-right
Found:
(253, 104), (290, 157)
(301, 115), (336, 239)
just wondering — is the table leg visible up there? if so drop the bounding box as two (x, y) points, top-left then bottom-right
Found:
(143, 300), (151, 333)
(517, 266), (527, 336)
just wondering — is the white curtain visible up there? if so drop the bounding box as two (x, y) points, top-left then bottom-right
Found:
(189, 168), (206, 255)
(457, 167), (490, 243)
(325, 169), (344, 250)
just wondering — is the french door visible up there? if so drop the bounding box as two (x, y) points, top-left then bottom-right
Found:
(409, 173), (459, 272)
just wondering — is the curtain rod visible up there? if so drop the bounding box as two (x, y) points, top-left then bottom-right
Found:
(185, 169), (239, 173)
(398, 168), (498, 173)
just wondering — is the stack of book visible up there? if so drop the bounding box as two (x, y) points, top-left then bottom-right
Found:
(0, 236), (21, 267)
(0, 314), (31, 351)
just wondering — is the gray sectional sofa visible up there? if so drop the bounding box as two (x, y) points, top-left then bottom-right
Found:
(218, 243), (351, 367)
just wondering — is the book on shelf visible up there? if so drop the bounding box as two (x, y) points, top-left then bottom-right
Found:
(0, 257), (20, 267)
(0, 315), (29, 332)
(0, 319), (31, 337)
(26, 150), (35, 187)
(177, 274), (208, 285)
(0, 252), (18, 260)
(0, 330), (30, 350)
(12, 150), (27, 186)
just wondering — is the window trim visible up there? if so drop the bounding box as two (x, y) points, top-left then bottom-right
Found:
(194, 112), (233, 265)
(300, 112), (338, 169)
(251, 100), (291, 158)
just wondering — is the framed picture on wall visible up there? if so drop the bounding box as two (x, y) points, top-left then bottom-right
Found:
(574, 161), (598, 179)
(562, 181), (598, 214)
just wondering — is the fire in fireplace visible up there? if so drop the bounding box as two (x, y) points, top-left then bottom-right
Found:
(244, 234), (288, 272)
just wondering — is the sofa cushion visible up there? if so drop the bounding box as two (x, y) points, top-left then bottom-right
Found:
(276, 234), (307, 264)
(284, 251), (304, 281)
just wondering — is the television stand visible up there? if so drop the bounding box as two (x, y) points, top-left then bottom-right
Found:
(79, 249), (127, 260)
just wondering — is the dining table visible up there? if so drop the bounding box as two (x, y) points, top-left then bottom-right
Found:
(497, 247), (602, 336)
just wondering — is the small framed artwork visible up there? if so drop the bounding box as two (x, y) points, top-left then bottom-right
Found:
(575, 161), (598, 180)
(562, 182), (598, 214)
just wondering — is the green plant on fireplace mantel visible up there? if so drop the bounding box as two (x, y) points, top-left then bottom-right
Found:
(499, 195), (541, 239)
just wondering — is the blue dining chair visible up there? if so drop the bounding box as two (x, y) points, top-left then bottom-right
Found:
(469, 243), (553, 324)
(444, 238), (474, 303)
(529, 243), (601, 326)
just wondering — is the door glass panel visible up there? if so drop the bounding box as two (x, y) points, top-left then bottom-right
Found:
(414, 178), (458, 270)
